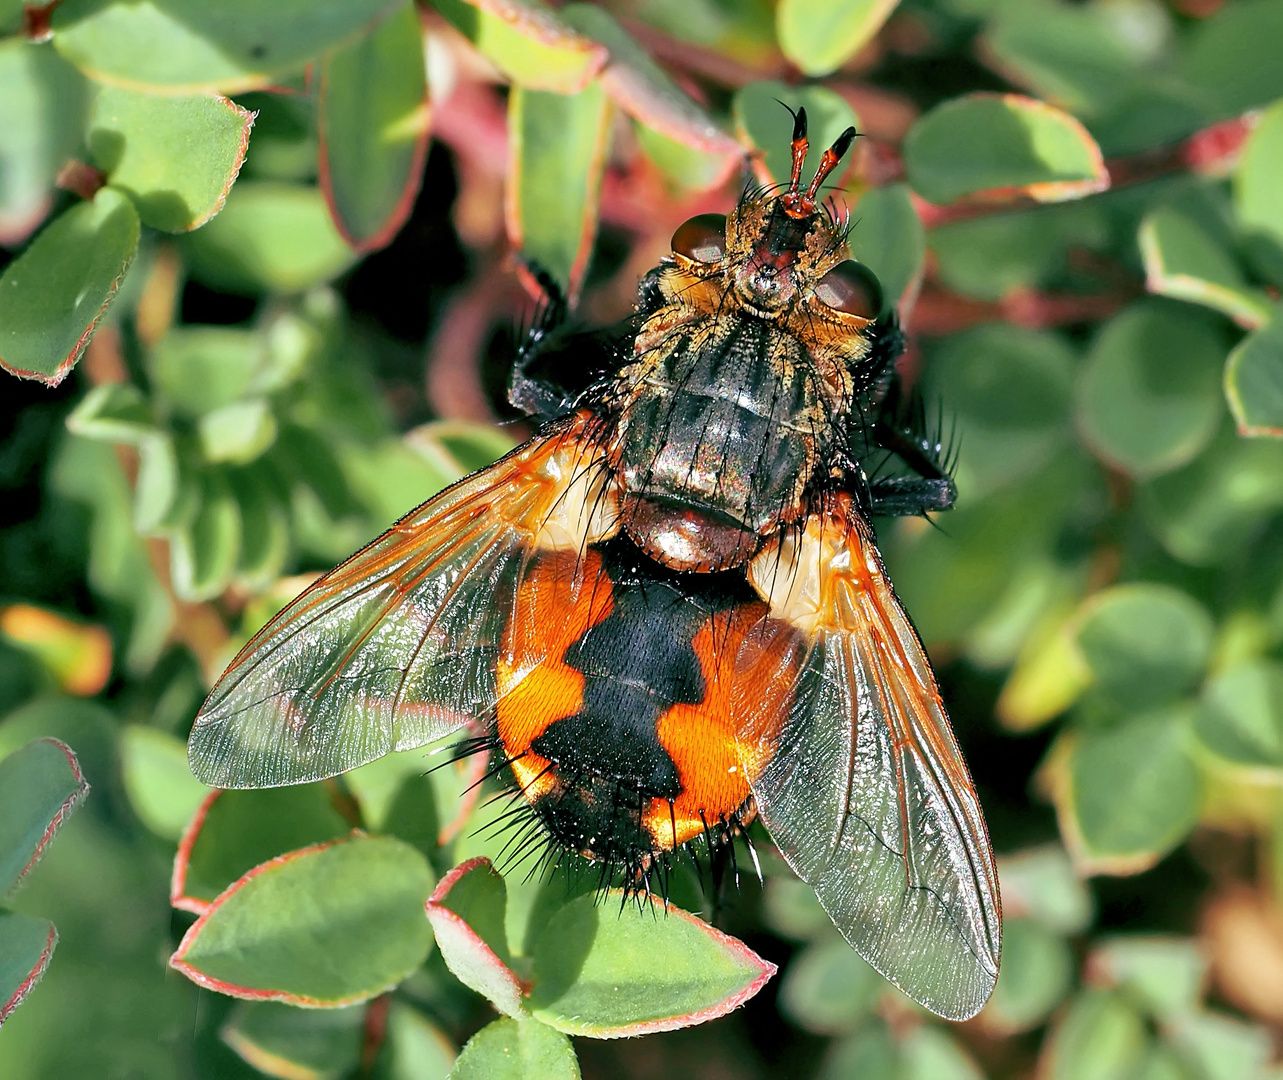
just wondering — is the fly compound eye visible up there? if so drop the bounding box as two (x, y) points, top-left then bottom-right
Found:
(671, 213), (727, 263)
(814, 260), (883, 319)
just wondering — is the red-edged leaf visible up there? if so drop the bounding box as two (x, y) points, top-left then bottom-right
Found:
(506, 81), (612, 303)
(0, 187), (139, 386)
(170, 785), (351, 914)
(0, 912), (57, 1027)
(433, 0), (606, 93)
(0, 737), (89, 897)
(318, 1), (430, 253)
(904, 93), (1108, 207)
(425, 858), (528, 1018)
(559, 5), (740, 163)
(526, 890), (776, 1037)
(170, 834), (435, 1006)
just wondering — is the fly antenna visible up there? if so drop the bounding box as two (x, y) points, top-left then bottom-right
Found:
(782, 122), (859, 219)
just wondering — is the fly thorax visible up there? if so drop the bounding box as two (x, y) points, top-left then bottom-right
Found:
(609, 315), (823, 572)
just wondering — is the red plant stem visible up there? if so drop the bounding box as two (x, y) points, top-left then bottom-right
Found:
(54, 160), (107, 202)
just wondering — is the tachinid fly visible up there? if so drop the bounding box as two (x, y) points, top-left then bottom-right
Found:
(188, 110), (1002, 1021)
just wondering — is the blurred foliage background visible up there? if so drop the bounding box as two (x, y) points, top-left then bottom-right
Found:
(3, 0), (1283, 1076)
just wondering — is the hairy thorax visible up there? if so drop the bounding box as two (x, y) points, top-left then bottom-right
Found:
(606, 195), (877, 573)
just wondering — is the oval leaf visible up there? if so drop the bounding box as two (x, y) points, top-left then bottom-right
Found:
(449, 1016), (579, 1080)
(0, 911), (57, 1026)
(182, 181), (355, 295)
(1234, 99), (1283, 277)
(0, 187), (139, 386)
(0, 737), (89, 896)
(119, 725), (210, 842)
(1073, 583), (1214, 709)
(1086, 936), (1207, 1019)
(171, 785), (351, 913)
(526, 890), (776, 1037)
(779, 934), (885, 1035)
(1139, 206), (1272, 330)
(425, 858), (526, 1018)
(0, 40), (88, 246)
(979, 917), (1073, 1035)
(904, 93), (1107, 206)
(1225, 311), (1283, 438)
(52, 0), (407, 94)
(506, 82), (612, 303)
(1039, 989), (1147, 1080)
(559, 5), (740, 160)
(1196, 659), (1283, 770)
(220, 1000), (365, 1080)
(1077, 302), (1226, 478)
(319, 2), (430, 253)
(171, 834), (436, 1006)
(776, 0), (898, 78)
(1062, 710), (1203, 872)
(848, 183), (925, 316)
(432, 0), (605, 93)
(88, 85), (252, 232)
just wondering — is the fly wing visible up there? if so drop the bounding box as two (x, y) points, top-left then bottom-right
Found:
(738, 499), (1001, 1020)
(189, 419), (620, 788)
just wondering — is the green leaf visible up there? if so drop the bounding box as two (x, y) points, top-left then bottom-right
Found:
(448, 1016), (579, 1080)
(220, 1000), (364, 1080)
(0, 911), (57, 1026)
(761, 876), (832, 941)
(899, 1026), (984, 1080)
(0, 187), (139, 386)
(65, 382), (157, 444)
(52, 0), (407, 94)
(425, 858), (526, 1018)
(1183, 0), (1283, 118)
(149, 325), (264, 415)
(183, 181), (355, 295)
(0, 40), (88, 246)
(169, 469), (241, 601)
(1073, 584), (1214, 709)
(776, 0), (898, 78)
(929, 199), (1108, 301)
(198, 399), (278, 465)
(171, 785), (350, 912)
(133, 431), (183, 534)
(779, 934), (885, 1034)
(432, 0), (605, 93)
(87, 85), (253, 232)
(227, 465), (291, 588)
(1196, 659), (1283, 770)
(904, 93), (1107, 206)
(560, 5), (740, 170)
(821, 1020), (897, 1080)
(1235, 100), (1283, 287)
(998, 845), (1093, 935)
(1087, 936), (1207, 1019)
(1040, 990), (1148, 1080)
(1225, 311), (1283, 438)
(0, 737), (89, 896)
(848, 184), (924, 313)
(981, 917), (1073, 1034)
(319, 2), (429, 253)
(1066, 708), (1203, 870)
(170, 834), (435, 1005)
(526, 889), (775, 1036)
(1139, 206), (1272, 329)
(1165, 1010), (1273, 1080)
(927, 324), (1075, 499)
(1077, 302), (1226, 478)
(733, 81), (858, 187)
(382, 1001), (457, 1080)
(1139, 425), (1283, 565)
(507, 82), (612, 303)
(118, 725), (210, 842)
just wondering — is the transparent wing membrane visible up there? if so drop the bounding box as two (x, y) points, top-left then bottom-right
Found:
(740, 500), (1001, 1020)
(188, 420), (618, 788)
